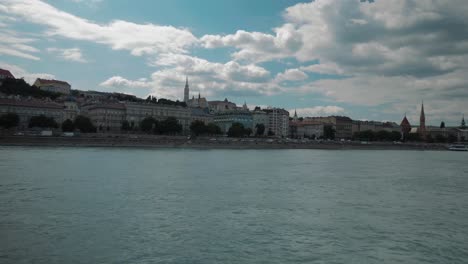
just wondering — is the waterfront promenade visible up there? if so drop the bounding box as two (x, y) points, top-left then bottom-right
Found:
(0, 134), (449, 150)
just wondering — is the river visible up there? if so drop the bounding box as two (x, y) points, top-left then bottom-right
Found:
(1, 147), (467, 263)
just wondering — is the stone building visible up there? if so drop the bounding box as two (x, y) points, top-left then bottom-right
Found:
(0, 98), (64, 129)
(33, 78), (71, 95)
(252, 110), (269, 136)
(124, 102), (191, 133)
(82, 103), (126, 132)
(208, 98), (237, 113)
(213, 110), (253, 134)
(263, 108), (290, 137)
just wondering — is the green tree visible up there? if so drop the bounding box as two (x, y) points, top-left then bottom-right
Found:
(190, 120), (206, 136)
(440, 121), (445, 128)
(29, 115), (58, 128)
(323, 125), (335, 140)
(255, 123), (265, 136)
(227, 122), (250, 137)
(0, 78), (61, 99)
(435, 134), (447, 143)
(206, 123), (222, 135)
(74, 115), (96, 133)
(61, 119), (74, 132)
(448, 134), (457, 143)
(159, 117), (182, 135)
(140, 116), (156, 133)
(121, 120), (131, 131)
(267, 129), (275, 136)
(0, 113), (19, 129)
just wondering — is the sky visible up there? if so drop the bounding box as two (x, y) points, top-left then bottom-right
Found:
(0, 0), (467, 126)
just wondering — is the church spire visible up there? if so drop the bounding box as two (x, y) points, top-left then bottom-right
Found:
(183, 76), (189, 103)
(419, 101), (426, 139)
(461, 114), (466, 129)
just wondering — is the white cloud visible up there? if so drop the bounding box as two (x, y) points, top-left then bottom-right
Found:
(292, 106), (345, 117)
(1, 0), (197, 57)
(275, 68), (307, 82)
(0, 62), (55, 84)
(100, 76), (151, 88)
(47, 48), (87, 63)
(0, 29), (40, 60)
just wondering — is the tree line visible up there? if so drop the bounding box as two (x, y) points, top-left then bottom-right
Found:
(0, 78), (62, 99)
(133, 116), (183, 135)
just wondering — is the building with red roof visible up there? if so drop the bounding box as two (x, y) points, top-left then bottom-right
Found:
(0, 69), (15, 80)
(33, 78), (71, 95)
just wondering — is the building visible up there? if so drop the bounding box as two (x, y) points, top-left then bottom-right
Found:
(419, 102), (426, 139)
(190, 108), (214, 125)
(208, 98), (237, 113)
(290, 119), (324, 139)
(0, 69), (15, 86)
(0, 98), (64, 129)
(124, 102), (191, 133)
(252, 110), (269, 136)
(184, 77), (189, 103)
(34, 78), (71, 95)
(263, 108), (290, 137)
(400, 115), (411, 139)
(305, 116), (352, 139)
(213, 110), (253, 134)
(352, 120), (400, 134)
(187, 93), (209, 108)
(0, 69), (14, 80)
(63, 97), (80, 121)
(81, 103), (126, 132)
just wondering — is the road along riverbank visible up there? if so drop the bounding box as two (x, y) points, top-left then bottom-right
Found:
(0, 135), (450, 150)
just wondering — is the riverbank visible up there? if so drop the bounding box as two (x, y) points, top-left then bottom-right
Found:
(0, 135), (451, 150)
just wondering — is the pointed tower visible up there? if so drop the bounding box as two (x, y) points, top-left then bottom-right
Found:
(419, 101), (426, 139)
(184, 77), (189, 103)
(242, 101), (248, 110)
(400, 113), (411, 140)
(293, 109), (298, 122)
(461, 114), (466, 129)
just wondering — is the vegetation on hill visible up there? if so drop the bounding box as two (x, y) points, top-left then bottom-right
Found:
(0, 78), (61, 99)
(0, 113), (19, 129)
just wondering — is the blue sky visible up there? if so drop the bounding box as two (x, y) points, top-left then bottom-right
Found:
(1, 0), (467, 125)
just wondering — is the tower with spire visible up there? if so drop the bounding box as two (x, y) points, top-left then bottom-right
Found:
(293, 109), (298, 122)
(184, 77), (189, 103)
(461, 114), (466, 129)
(400, 113), (411, 140)
(419, 101), (426, 139)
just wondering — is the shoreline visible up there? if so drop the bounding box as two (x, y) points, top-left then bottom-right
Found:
(0, 136), (451, 151)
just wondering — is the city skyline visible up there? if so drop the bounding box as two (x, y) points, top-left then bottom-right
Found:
(1, 0), (467, 125)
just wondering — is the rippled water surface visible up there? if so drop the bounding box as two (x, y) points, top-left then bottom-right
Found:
(1, 147), (468, 263)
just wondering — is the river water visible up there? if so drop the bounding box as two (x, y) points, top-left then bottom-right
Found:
(1, 147), (467, 263)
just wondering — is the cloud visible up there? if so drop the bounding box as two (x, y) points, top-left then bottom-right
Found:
(292, 106), (345, 117)
(47, 47), (87, 63)
(100, 76), (151, 88)
(0, 62), (55, 84)
(201, 23), (302, 62)
(1, 0), (198, 57)
(0, 29), (40, 60)
(275, 68), (307, 82)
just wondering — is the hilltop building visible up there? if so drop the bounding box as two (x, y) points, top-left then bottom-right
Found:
(0, 69), (14, 80)
(208, 98), (237, 112)
(183, 78), (208, 108)
(34, 78), (71, 95)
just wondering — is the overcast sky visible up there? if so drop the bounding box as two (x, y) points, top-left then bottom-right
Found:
(0, 0), (467, 125)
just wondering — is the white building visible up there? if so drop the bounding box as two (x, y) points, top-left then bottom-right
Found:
(263, 108), (289, 137)
(34, 78), (71, 95)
